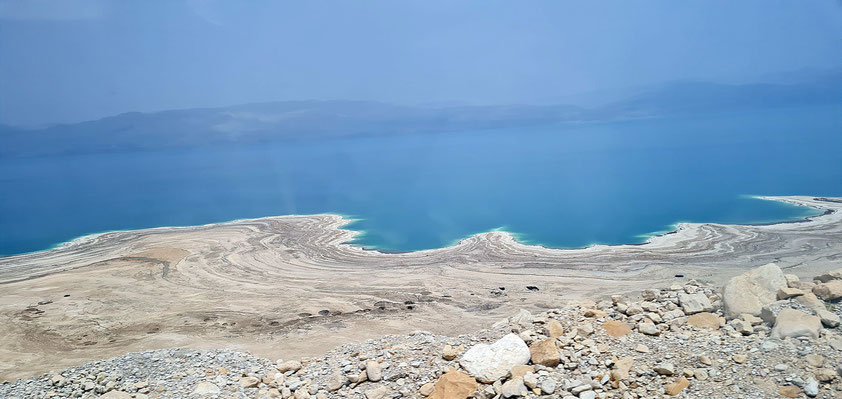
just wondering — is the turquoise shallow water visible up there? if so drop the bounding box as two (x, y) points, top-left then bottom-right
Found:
(1, 105), (840, 255)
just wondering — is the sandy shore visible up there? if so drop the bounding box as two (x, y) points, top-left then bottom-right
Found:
(1, 196), (840, 381)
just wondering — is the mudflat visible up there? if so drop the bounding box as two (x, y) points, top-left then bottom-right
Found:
(1, 196), (840, 381)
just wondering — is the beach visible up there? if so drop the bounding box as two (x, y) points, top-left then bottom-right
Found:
(1, 195), (840, 381)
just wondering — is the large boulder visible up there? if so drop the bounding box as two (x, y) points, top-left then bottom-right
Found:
(460, 333), (530, 383)
(722, 263), (787, 318)
(429, 370), (478, 399)
(770, 308), (822, 340)
(813, 280), (842, 301)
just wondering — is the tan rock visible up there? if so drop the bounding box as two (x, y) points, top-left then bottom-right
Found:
(664, 377), (690, 396)
(777, 287), (804, 300)
(740, 313), (763, 326)
(239, 377), (259, 388)
(509, 365), (535, 379)
(584, 309), (607, 318)
(442, 345), (459, 361)
(428, 370), (478, 399)
(611, 357), (634, 381)
(97, 392), (132, 399)
(419, 382), (435, 397)
(365, 361), (382, 382)
(815, 368), (836, 383)
(732, 354), (748, 364)
(529, 338), (560, 367)
(770, 308), (822, 339)
(687, 312), (720, 329)
(814, 268), (842, 283)
(277, 360), (302, 373)
(813, 280), (842, 301)
(364, 386), (389, 399)
(634, 344), (649, 353)
(779, 385), (801, 398)
(805, 354), (824, 368)
(601, 320), (631, 337)
(546, 320), (564, 338)
(795, 292), (827, 312)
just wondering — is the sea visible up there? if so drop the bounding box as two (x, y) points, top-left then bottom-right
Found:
(1, 104), (840, 256)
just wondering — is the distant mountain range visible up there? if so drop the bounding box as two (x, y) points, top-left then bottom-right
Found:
(2, 71), (840, 158)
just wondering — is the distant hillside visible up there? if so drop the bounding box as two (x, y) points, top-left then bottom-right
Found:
(2, 72), (840, 158)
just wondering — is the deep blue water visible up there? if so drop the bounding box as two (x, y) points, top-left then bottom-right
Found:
(1, 105), (840, 255)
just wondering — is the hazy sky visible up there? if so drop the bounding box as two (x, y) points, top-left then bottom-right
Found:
(1, 0), (841, 126)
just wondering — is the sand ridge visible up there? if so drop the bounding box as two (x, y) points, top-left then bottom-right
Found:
(0, 196), (840, 380)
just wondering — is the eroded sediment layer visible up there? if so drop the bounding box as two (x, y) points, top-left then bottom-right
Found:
(0, 196), (840, 380)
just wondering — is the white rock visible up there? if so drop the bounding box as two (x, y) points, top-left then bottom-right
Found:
(193, 382), (220, 394)
(677, 292), (713, 314)
(770, 308), (822, 340)
(501, 377), (528, 398)
(722, 263), (786, 318)
(460, 333), (530, 383)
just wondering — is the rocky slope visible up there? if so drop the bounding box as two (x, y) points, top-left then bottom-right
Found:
(2, 263), (841, 399)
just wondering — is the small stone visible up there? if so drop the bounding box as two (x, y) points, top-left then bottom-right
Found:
(654, 362), (676, 376)
(813, 280), (842, 301)
(365, 361), (383, 382)
(698, 355), (712, 366)
(637, 322), (659, 335)
(601, 320), (631, 337)
(579, 391), (596, 399)
(546, 320), (564, 338)
(634, 344), (649, 353)
(193, 382), (220, 394)
(325, 371), (345, 392)
(529, 339), (560, 367)
(509, 365), (534, 379)
(687, 312), (721, 329)
(364, 386), (389, 399)
(419, 382), (435, 397)
(428, 370), (477, 399)
(98, 392), (132, 399)
(522, 372), (538, 389)
(442, 345), (459, 361)
(779, 385), (801, 398)
(539, 379), (556, 395)
(278, 360), (302, 373)
(239, 377), (259, 388)
(678, 292), (713, 314)
(815, 368), (836, 383)
(664, 377), (690, 396)
(803, 377), (819, 397)
(459, 333), (530, 383)
(501, 377), (528, 398)
(611, 357), (634, 381)
(817, 309), (841, 328)
(777, 287), (804, 299)
(732, 354), (748, 364)
(805, 354), (824, 368)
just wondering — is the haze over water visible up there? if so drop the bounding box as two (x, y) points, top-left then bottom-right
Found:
(1, 104), (839, 255)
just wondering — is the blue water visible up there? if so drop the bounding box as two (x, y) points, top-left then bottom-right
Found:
(1, 105), (840, 256)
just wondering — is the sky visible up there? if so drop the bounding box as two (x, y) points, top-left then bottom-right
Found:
(1, 0), (841, 127)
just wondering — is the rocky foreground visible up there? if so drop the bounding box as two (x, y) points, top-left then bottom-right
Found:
(3, 264), (842, 399)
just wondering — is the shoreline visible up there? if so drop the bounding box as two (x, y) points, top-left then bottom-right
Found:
(1, 195), (841, 380)
(0, 195), (832, 262)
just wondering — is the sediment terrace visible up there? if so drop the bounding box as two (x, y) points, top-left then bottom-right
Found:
(0, 196), (840, 380)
